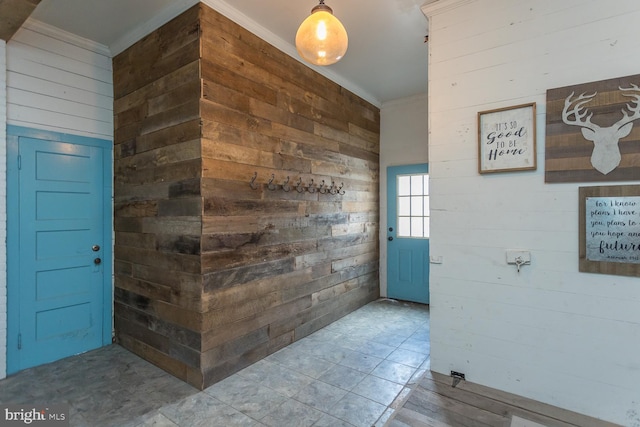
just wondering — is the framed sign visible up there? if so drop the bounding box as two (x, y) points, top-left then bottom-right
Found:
(579, 184), (640, 277)
(478, 103), (537, 174)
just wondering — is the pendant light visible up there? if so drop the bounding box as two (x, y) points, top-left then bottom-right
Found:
(295, 0), (348, 66)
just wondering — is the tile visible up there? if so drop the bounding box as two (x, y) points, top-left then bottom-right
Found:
(338, 350), (383, 374)
(306, 328), (345, 343)
(161, 392), (261, 427)
(386, 348), (428, 368)
(236, 359), (278, 383)
(371, 360), (417, 384)
(399, 338), (430, 355)
(269, 347), (335, 379)
(205, 375), (288, 420)
(409, 329), (430, 342)
(374, 408), (395, 427)
(318, 364), (367, 391)
(93, 395), (159, 427)
(352, 375), (404, 406)
(261, 399), (324, 427)
(308, 342), (352, 364)
(294, 379), (348, 412)
(420, 356), (431, 370)
(334, 336), (369, 352)
(259, 364), (314, 397)
(0, 300), (430, 427)
(369, 333), (407, 348)
(312, 414), (356, 427)
(133, 411), (179, 427)
(330, 393), (387, 427)
(353, 340), (396, 359)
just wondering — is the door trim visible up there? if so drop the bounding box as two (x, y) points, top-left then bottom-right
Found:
(6, 125), (113, 374)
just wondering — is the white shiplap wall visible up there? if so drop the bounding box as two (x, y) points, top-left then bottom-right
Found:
(7, 20), (113, 139)
(424, 0), (640, 425)
(0, 40), (7, 380)
(1, 20), (113, 378)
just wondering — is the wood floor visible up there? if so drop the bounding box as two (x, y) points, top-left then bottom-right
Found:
(386, 370), (622, 427)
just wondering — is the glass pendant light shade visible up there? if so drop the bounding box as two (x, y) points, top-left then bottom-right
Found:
(295, 1), (348, 66)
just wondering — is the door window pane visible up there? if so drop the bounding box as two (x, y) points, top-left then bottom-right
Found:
(411, 175), (423, 195)
(411, 217), (423, 237)
(397, 173), (430, 238)
(398, 197), (411, 216)
(411, 196), (423, 216)
(398, 176), (411, 196)
(398, 217), (411, 236)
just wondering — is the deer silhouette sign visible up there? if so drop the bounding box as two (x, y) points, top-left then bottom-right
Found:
(562, 84), (640, 175)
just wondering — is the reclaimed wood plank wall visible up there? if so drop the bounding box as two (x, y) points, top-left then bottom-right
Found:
(113, 3), (380, 389)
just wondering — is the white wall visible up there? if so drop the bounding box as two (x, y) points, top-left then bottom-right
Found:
(423, 0), (640, 425)
(1, 20), (113, 379)
(0, 40), (7, 380)
(7, 20), (113, 139)
(379, 94), (429, 296)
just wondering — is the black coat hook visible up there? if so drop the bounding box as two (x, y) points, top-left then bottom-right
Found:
(319, 180), (327, 194)
(308, 179), (316, 193)
(282, 176), (291, 192)
(249, 172), (258, 190)
(268, 174), (276, 191)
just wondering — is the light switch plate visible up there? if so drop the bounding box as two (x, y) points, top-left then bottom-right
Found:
(430, 255), (443, 264)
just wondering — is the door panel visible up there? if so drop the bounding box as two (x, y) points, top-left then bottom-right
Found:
(387, 164), (430, 304)
(7, 131), (111, 373)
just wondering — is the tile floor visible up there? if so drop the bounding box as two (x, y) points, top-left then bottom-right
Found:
(0, 298), (429, 427)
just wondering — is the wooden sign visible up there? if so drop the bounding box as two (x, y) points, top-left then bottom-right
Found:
(478, 103), (537, 173)
(579, 185), (640, 277)
(546, 74), (640, 183)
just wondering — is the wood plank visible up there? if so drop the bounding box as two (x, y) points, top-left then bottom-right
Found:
(425, 372), (622, 427)
(201, 295), (312, 351)
(113, 1), (380, 389)
(202, 258), (296, 292)
(0, 0), (41, 41)
(419, 375), (574, 427)
(404, 386), (504, 427)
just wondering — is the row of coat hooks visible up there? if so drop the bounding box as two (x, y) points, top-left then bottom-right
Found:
(249, 172), (346, 195)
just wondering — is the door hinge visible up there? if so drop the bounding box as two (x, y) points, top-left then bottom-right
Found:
(17, 155), (22, 170)
(17, 333), (22, 350)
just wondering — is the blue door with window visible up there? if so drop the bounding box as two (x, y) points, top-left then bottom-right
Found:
(7, 127), (112, 373)
(387, 164), (430, 304)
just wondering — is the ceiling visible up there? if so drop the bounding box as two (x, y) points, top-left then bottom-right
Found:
(28, 0), (429, 106)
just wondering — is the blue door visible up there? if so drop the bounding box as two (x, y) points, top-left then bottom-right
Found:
(387, 164), (430, 304)
(7, 128), (112, 373)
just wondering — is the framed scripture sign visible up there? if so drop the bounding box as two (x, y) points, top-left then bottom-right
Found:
(478, 103), (537, 174)
(579, 185), (640, 277)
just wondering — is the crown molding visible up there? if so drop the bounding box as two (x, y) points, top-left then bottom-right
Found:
(22, 18), (111, 57)
(421, 0), (475, 18)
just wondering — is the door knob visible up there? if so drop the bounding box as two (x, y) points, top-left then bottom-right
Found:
(94, 258), (102, 265)
(388, 236), (393, 241)
(92, 245), (100, 252)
